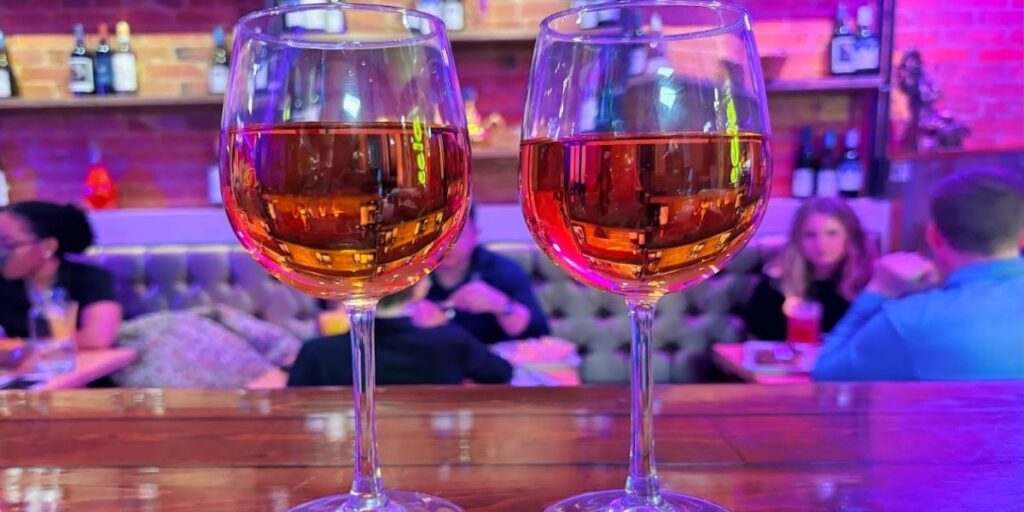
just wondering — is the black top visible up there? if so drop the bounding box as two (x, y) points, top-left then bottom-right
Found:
(0, 259), (116, 338)
(740, 274), (851, 341)
(287, 317), (514, 386)
(426, 246), (550, 344)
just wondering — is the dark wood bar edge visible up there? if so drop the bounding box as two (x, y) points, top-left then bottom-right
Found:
(1, 383), (1021, 511)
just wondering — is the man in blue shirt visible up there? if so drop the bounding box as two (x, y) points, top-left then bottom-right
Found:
(814, 169), (1024, 381)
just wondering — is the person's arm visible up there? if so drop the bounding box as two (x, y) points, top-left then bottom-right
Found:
(812, 291), (913, 381)
(464, 339), (514, 384)
(76, 301), (122, 349)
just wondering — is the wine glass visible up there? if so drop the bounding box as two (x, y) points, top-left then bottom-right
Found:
(520, 1), (771, 510)
(221, 4), (470, 511)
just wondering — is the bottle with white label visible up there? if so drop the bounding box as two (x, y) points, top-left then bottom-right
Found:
(441, 0), (465, 31)
(829, 4), (856, 75)
(816, 130), (840, 198)
(0, 30), (16, 99)
(792, 127), (819, 199)
(855, 6), (880, 74)
(0, 154), (10, 207)
(325, 0), (346, 34)
(416, 0), (444, 22)
(208, 26), (230, 95)
(838, 128), (863, 198)
(69, 24), (95, 95)
(112, 21), (138, 94)
(572, 0), (598, 30)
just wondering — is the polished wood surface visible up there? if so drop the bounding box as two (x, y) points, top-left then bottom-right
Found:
(39, 348), (137, 390)
(2, 383), (1022, 511)
(712, 343), (811, 384)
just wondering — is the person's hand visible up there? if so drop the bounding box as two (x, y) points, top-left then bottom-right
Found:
(444, 280), (511, 315)
(406, 299), (450, 328)
(866, 252), (941, 299)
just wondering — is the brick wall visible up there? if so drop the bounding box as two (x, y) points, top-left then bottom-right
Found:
(0, 0), (1020, 207)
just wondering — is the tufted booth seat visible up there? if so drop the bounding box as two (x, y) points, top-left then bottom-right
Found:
(86, 237), (784, 384)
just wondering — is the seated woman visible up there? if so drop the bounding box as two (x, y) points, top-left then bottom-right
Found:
(289, 280), (513, 386)
(0, 201), (121, 348)
(741, 198), (875, 340)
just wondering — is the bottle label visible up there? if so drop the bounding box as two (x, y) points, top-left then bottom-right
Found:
(112, 53), (138, 92)
(0, 69), (11, 98)
(830, 36), (857, 74)
(817, 169), (840, 198)
(325, 10), (345, 33)
(442, 1), (465, 31)
(792, 167), (815, 198)
(838, 163), (863, 192)
(855, 38), (880, 72)
(209, 65), (229, 94)
(70, 56), (95, 93)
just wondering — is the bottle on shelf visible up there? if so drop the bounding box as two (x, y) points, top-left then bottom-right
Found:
(441, 0), (465, 31)
(828, 4), (856, 76)
(854, 5), (880, 75)
(112, 21), (138, 94)
(838, 128), (863, 198)
(83, 144), (118, 210)
(416, 0), (444, 24)
(94, 23), (114, 95)
(69, 24), (96, 95)
(207, 138), (222, 206)
(0, 30), (17, 99)
(791, 127), (818, 199)
(0, 153), (10, 207)
(816, 130), (840, 198)
(572, 0), (599, 30)
(299, 0), (327, 31)
(324, 0), (346, 34)
(208, 26), (230, 95)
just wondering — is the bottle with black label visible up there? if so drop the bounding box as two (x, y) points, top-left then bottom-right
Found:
(792, 127), (819, 199)
(855, 5), (880, 74)
(0, 30), (17, 99)
(829, 4), (856, 75)
(112, 21), (138, 94)
(69, 24), (95, 95)
(838, 128), (863, 198)
(94, 23), (114, 95)
(208, 26), (229, 95)
(816, 130), (840, 198)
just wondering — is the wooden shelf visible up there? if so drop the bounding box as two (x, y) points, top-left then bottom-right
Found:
(448, 29), (537, 43)
(766, 76), (882, 94)
(0, 95), (225, 110)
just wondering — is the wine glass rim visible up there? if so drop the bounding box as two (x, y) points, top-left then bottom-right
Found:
(235, 2), (447, 50)
(540, 0), (750, 44)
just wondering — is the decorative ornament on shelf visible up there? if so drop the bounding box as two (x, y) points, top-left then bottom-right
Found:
(463, 87), (506, 145)
(83, 143), (118, 210)
(897, 49), (971, 153)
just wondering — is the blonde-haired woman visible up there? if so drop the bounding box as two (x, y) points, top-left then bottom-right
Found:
(741, 198), (876, 340)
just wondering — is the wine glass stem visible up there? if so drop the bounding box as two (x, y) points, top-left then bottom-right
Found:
(625, 298), (662, 504)
(346, 301), (387, 508)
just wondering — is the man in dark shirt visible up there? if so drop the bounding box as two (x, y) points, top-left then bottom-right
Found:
(412, 209), (550, 344)
(288, 280), (513, 386)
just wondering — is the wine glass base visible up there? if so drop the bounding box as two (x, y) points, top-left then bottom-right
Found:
(289, 491), (463, 512)
(544, 490), (728, 512)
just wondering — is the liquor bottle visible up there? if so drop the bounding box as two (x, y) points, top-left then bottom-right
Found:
(208, 26), (230, 95)
(572, 0), (598, 30)
(0, 30), (17, 99)
(69, 24), (96, 95)
(0, 154), (10, 207)
(816, 130), (840, 198)
(829, 4), (856, 75)
(112, 21), (138, 94)
(282, 0), (305, 29)
(94, 23), (114, 95)
(300, 0), (327, 31)
(855, 5), (880, 74)
(838, 128), (863, 198)
(441, 0), (465, 31)
(84, 145), (118, 210)
(791, 127), (818, 199)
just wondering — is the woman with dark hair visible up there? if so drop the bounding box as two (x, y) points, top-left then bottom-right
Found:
(0, 201), (121, 349)
(741, 198), (876, 340)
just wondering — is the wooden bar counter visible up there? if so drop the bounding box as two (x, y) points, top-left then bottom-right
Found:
(1, 383), (1021, 511)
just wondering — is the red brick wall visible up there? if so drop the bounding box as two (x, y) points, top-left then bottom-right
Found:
(0, 0), (1020, 207)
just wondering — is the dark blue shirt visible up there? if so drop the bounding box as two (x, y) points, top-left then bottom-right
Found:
(814, 258), (1024, 381)
(288, 317), (513, 386)
(427, 246), (550, 344)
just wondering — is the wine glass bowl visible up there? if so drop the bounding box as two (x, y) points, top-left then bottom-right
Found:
(221, 4), (469, 511)
(520, 1), (771, 510)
